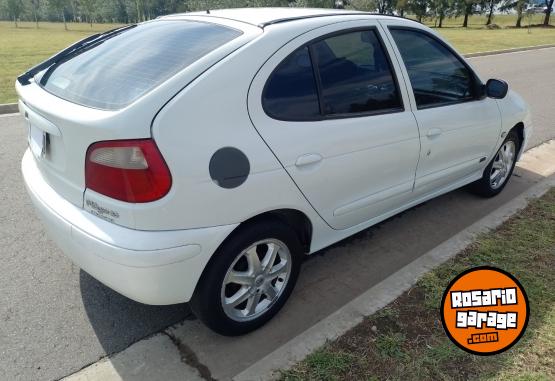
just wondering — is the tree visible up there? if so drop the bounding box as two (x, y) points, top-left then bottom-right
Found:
(544, 0), (554, 25)
(396, 0), (408, 16)
(453, 0), (480, 27)
(348, 0), (375, 11)
(500, 0), (529, 27)
(6, 0), (24, 27)
(485, 0), (500, 25)
(80, 0), (96, 26)
(375, 0), (397, 13)
(515, 0), (525, 27)
(49, 0), (69, 30)
(462, 0), (473, 27)
(431, 0), (452, 27)
(29, 0), (41, 27)
(408, 0), (427, 21)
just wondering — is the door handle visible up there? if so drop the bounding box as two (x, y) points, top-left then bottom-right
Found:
(295, 153), (323, 167)
(426, 128), (443, 138)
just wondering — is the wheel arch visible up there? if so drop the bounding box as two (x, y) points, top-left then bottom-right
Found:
(512, 121), (525, 155)
(235, 209), (313, 253)
(191, 208), (312, 307)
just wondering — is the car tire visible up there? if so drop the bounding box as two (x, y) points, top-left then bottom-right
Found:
(190, 218), (303, 336)
(470, 130), (520, 198)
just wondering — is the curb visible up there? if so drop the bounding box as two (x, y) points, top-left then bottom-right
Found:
(0, 103), (18, 115)
(464, 43), (555, 58)
(233, 143), (555, 381)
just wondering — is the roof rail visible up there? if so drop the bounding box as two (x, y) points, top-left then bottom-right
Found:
(258, 12), (419, 28)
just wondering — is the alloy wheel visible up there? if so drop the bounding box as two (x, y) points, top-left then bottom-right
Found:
(490, 140), (516, 190)
(220, 239), (292, 322)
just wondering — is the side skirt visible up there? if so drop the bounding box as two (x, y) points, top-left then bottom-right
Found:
(308, 170), (483, 254)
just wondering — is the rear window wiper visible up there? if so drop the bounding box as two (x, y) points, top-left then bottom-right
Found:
(17, 24), (137, 86)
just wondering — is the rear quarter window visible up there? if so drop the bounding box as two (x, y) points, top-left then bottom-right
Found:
(39, 21), (242, 110)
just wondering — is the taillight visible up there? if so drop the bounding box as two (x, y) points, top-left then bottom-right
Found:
(85, 139), (172, 203)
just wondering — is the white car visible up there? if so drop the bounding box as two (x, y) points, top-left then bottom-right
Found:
(18, 8), (531, 335)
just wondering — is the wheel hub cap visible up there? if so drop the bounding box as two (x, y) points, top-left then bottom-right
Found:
(490, 140), (516, 190)
(220, 239), (292, 322)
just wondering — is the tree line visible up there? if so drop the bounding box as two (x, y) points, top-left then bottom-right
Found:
(1, 0), (553, 29)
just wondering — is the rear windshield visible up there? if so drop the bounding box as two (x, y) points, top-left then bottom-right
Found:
(39, 21), (242, 110)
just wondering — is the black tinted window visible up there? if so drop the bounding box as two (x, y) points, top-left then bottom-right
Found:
(390, 29), (477, 108)
(263, 47), (320, 121)
(312, 30), (402, 115)
(40, 21), (242, 110)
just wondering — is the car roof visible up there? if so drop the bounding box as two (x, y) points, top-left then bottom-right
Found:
(161, 7), (406, 28)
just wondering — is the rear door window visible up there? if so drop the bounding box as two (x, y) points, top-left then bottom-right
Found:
(40, 21), (242, 110)
(262, 47), (321, 121)
(312, 30), (402, 115)
(262, 28), (403, 121)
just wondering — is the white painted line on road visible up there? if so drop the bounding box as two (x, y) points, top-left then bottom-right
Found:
(233, 141), (555, 381)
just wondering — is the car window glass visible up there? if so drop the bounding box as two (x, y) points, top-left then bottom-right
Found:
(263, 46), (320, 121)
(389, 28), (476, 108)
(311, 30), (402, 115)
(40, 21), (242, 110)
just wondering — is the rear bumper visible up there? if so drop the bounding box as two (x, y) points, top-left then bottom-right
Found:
(22, 149), (237, 304)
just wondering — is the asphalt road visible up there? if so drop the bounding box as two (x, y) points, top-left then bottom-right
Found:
(469, 47), (555, 149)
(1, 47), (554, 381)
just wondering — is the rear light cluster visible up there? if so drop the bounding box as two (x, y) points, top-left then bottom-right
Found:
(85, 139), (172, 203)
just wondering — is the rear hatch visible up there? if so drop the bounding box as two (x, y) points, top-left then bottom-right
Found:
(17, 18), (252, 214)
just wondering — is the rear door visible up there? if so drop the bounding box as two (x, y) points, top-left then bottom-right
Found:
(382, 22), (501, 196)
(248, 20), (421, 230)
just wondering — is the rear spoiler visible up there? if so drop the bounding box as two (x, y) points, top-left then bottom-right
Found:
(17, 24), (136, 86)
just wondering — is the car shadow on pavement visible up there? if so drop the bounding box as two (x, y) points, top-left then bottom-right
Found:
(79, 270), (193, 355)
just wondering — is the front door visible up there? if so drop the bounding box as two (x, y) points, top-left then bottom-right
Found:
(248, 21), (421, 230)
(383, 24), (502, 196)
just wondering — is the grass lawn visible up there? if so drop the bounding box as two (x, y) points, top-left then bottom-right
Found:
(436, 28), (555, 55)
(1, 15), (554, 103)
(282, 188), (555, 381)
(420, 13), (551, 28)
(419, 13), (555, 54)
(0, 21), (121, 104)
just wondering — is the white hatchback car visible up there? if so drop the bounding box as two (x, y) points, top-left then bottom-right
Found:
(18, 8), (531, 335)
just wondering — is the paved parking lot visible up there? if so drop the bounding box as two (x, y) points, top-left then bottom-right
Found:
(1, 47), (554, 381)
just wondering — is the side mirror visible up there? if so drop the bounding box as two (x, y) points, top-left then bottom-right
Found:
(486, 79), (508, 99)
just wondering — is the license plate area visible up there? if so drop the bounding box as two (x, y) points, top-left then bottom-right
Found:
(29, 123), (47, 158)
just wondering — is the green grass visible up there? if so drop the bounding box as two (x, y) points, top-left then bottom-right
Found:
(299, 351), (357, 381)
(282, 188), (555, 381)
(434, 28), (555, 55)
(0, 21), (121, 103)
(417, 13), (555, 54)
(1, 15), (554, 103)
(420, 13), (551, 28)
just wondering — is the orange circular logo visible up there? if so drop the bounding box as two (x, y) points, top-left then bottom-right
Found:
(441, 266), (529, 355)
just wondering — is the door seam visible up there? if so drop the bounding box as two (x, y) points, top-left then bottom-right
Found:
(377, 20), (422, 192)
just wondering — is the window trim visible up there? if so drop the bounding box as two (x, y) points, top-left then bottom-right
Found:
(262, 26), (405, 122)
(387, 26), (486, 111)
